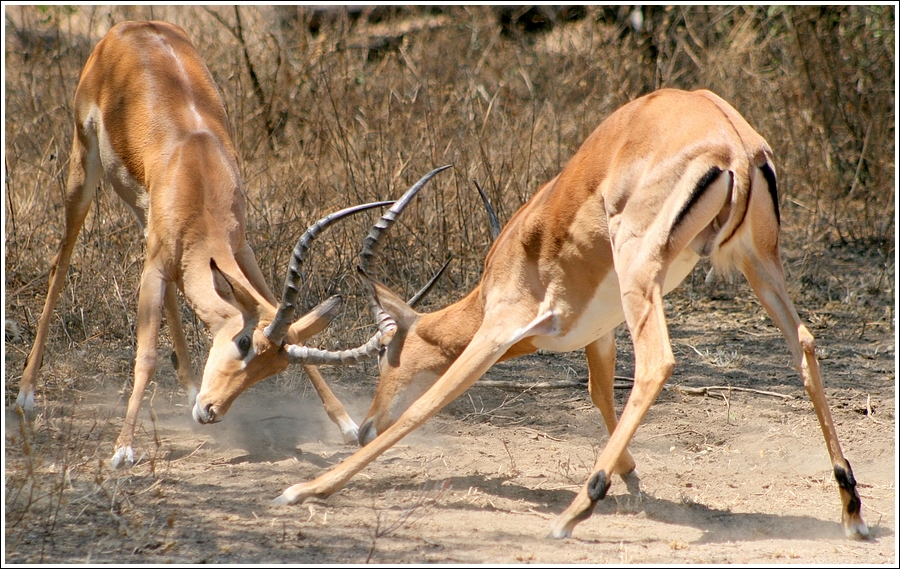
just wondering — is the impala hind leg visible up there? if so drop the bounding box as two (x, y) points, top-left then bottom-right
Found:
(585, 335), (640, 495)
(744, 261), (867, 538)
(734, 191), (868, 538)
(17, 128), (101, 418)
(163, 282), (199, 409)
(111, 263), (167, 469)
(745, 260), (867, 538)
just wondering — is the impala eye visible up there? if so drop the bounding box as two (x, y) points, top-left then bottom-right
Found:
(237, 336), (252, 358)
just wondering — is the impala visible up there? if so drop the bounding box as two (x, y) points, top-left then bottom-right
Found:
(271, 89), (869, 540)
(15, 20), (391, 469)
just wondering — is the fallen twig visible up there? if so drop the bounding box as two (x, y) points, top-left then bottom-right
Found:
(168, 442), (207, 464)
(865, 394), (883, 425)
(475, 377), (793, 400)
(516, 426), (564, 442)
(671, 385), (793, 400)
(646, 428), (708, 442)
(475, 380), (585, 389)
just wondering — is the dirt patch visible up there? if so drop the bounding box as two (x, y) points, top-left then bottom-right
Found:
(4, 288), (895, 564)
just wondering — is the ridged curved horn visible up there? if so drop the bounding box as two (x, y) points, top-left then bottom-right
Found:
(473, 179), (501, 242)
(355, 265), (400, 346)
(355, 255), (452, 345)
(264, 200), (393, 345)
(359, 165), (452, 274)
(358, 165), (452, 338)
(284, 333), (386, 366)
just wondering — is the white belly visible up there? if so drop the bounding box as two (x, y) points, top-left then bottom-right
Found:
(531, 249), (701, 352)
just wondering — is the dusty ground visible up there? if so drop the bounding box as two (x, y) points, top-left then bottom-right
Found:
(3, 260), (896, 565)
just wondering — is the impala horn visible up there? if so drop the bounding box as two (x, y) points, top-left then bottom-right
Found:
(264, 201), (392, 347)
(473, 179), (501, 242)
(357, 165), (453, 343)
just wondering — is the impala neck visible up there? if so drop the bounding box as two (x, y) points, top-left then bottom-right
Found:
(181, 249), (263, 331)
(414, 287), (484, 362)
(163, 134), (274, 333)
(412, 283), (542, 367)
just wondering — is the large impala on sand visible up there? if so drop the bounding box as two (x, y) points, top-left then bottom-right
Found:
(271, 89), (869, 540)
(16, 21), (395, 468)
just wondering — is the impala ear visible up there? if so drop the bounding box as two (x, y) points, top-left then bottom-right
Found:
(369, 279), (419, 330)
(210, 258), (260, 316)
(286, 295), (343, 344)
(356, 266), (419, 330)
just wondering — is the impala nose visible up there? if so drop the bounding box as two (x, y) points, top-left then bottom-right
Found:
(358, 419), (377, 446)
(192, 401), (220, 424)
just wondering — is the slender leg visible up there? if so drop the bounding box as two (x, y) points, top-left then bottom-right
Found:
(549, 243), (674, 538)
(549, 166), (737, 537)
(302, 365), (359, 444)
(110, 261), (166, 469)
(272, 313), (554, 505)
(744, 260), (867, 538)
(585, 335), (639, 492)
(163, 282), (199, 408)
(17, 128), (101, 416)
(736, 238), (868, 537)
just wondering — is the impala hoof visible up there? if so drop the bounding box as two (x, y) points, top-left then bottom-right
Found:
(270, 494), (293, 506)
(845, 515), (870, 540)
(546, 526), (572, 540)
(339, 421), (360, 446)
(110, 446), (135, 469)
(14, 392), (37, 421)
(358, 418), (378, 446)
(622, 468), (643, 498)
(271, 483), (317, 506)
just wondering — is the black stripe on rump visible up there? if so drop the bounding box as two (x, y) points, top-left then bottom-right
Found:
(672, 166), (723, 231)
(760, 162), (780, 225)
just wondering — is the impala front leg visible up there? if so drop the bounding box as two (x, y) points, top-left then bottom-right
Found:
(303, 365), (359, 445)
(17, 132), (100, 418)
(273, 313), (554, 505)
(164, 282), (199, 409)
(111, 264), (166, 469)
(273, 332), (507, 504)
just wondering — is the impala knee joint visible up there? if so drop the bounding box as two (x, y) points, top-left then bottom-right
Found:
(587, 471), (610, 502)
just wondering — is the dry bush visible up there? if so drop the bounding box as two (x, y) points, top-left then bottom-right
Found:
(2, 7), (894, 544)
(4, 1), (894, 403)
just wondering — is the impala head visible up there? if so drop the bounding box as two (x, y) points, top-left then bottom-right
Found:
(192, 201), (391, 425)
(354, 168), (495, 446)
(190, 262), (338, 424)
(357, 277), (479, 445)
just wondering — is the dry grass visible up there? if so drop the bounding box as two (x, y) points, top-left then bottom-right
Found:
(3, 5), (895, 561)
